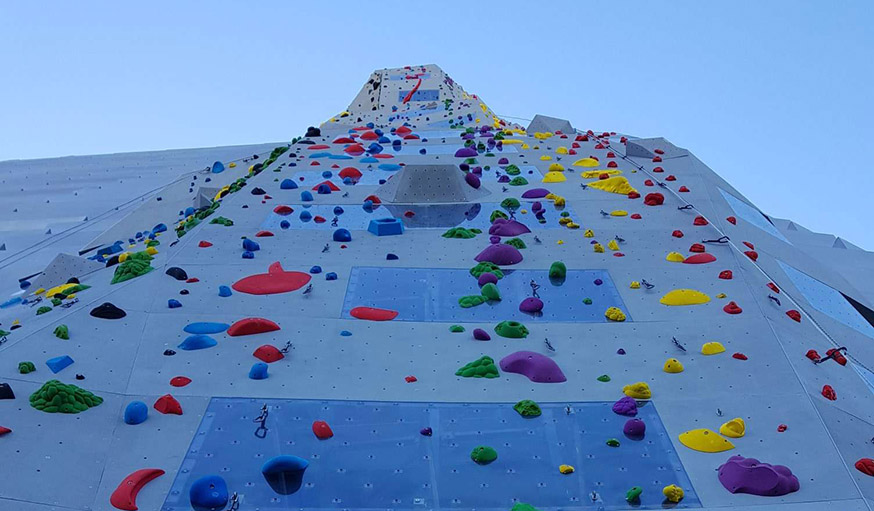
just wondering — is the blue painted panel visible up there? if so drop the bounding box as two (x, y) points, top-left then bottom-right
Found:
(162, 398), (698, 510)
(342, 267), (630, 323)
(718, 188), (791, 243)
(398, 89), (440, 102)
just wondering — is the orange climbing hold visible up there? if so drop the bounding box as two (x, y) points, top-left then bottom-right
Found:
(350, 306), (398, 321)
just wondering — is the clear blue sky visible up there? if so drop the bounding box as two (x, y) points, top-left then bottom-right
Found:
(1, 1), (872, 248)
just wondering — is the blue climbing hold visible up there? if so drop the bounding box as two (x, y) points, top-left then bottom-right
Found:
(211, 161), (225, 174)
(178, 334), (218, 351)
(168, 299), (182, 309)
(378, 163), (402, 171)
(249, 362), (269, 380)
(333, 228), (352, 242)
(219, 285), (232, 297)
(342, 177), (353, 184)
(300, 191), (314, 202)
(0, 296), (22, 308)
(310, 266), (322, 274)
(184, 207), (196, 217)
(280, 220), (290, 229)
(152, 223), (168, 234)
(316, 184), (332, 195)
(124, 401), (148, 425)
(189, 474), (228, 511)
(362, 200), (374, 213)
(386, 253), (399, 260)
(242, 251), (255, 259)
(261, 455), (309, 495)
(46, 355), (74, 374)
(368, 218), (404, 236)
(19, 280), (30, 290)
(321, 171), (332, 178)
(360, 156), (378, 163)
(333, 206), (344, 215)
(378, 179), (387, 185)
(280, 179), (298, 190)
(242, 239), (260, 252)
(300, 210), (313, 222)
(326, 272), (337, 281)
(183, 322), (230, 335)
(340, 330), (352, 337)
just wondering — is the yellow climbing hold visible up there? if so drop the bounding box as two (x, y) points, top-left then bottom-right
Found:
(34, 288), (46, 296)
(559, 464), (575, 474)
(146, 246), (159, 256)
(548, 163), (565, 172)
(581, 169), (622, 178)
(663, 485), (685, 503)
(534, 132), (553, 140)
(588, 176), (638, 195)
(44, 283), (77, 298)
(678, 429), (735, 453)
(630, 281), (641, 289)
(701, 341), (726, 355)
(501, 139), (523, 145)
(663, 358), (684, 373)
(556, 147), (569, 155)
(118, 252), (129, 263)
(623, 382), (651, 399)
(553, 196), (566, 207)
(610, 210), (628, 217)
(716, 293), (727, 299)
(557, 240), (564, 245)
(539, 155), (552, 161)
(566, 222), (580, 229)
(666, 252), (686, 262)
(583, 229), (594, 238)
(573, 157), (599, 167)
(521, 143), (530, 149)
(605, 307), (627, 322)
(228, 162), (237, 168)
(593, 243), (604, 253)
(607, 239), (620, 251)
(660, 289), (711, 306)
(558, 217), (573, 225)
(520, 209), (528, 214)
(542, 172), (567, 183)
(719, 417), (746, 438)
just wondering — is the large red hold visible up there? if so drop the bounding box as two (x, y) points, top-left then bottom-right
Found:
(233, 261), (311, 295)
(683, 253), (717, 264)
(786, 310), (801, 322)
(109, 468), (165, 511)
(644, 193), (664, 206)
(227, 317), (281, 336)
(312, 420), (334, 439)
(693, 216), (708, 226)
(350, 306), (398, 321)
(744, 250), (759, 261)
(339, 167), (362, 180)
(169, 376), (191, 387)
(253, 345), (284, 363)
(154, 394), (183, 415)
(723, 301), (743, 314)
(855, 458), (874, 476)
(821, 385), (837, 401)
(826, 348), (847, 366)
(273, 205), (294, 216)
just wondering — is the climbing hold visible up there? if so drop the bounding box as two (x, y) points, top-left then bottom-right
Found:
(718, 270), (733, 279)
(644, 192), (664, 206)
(218, 285), (232, 297)
(678, 428), (734, 452)
(597, 374), (611, 382)
(170, 376), (191, 387)
(519, 297), (544, 313)
(475, 243), (523, 265)
(629, 281), (640, 289)
(513, 399), (542, 417)
(242, 238), (260, 252)
(663, 484), (684, 503)
(153, 394), (183, 415)
(719, 418), (746, 438)
(189, 475), (228, 511)
(470, 446), (498, 465)
(449, 325), (465, 333)
(718, 455), (799, 496)
(420, 427), (433, 436)
(459, 295), (487, 308)
(732, 352), (748, 360)
(18, 361), (35, 374)
(855, 458), (874, 477)
(227, 317), (281, 336)
(473, 327), (491, 340)
(606, 438), (620, 447)
(588, 176), (637, 195)
(90, 302), (126, 319)
(178, 334), (217, 351)
(500, 351), (566, 383)
(702, 341), (726, 355)
(109, 468), (165, 511)
(494, 320), (529, 338)
(29, 380), (102, 413)
(693, 216), (708, 226)
(46, 355), (74, 374)
(786, 309), (801, 322)
(312, 420), (334, 439)
(480, 283), (501, 301)
(559, 464), (574, 474)
(350, 306), (398, 321)
(456, 356), (500, 378)
(233, 262), (312, 295)
(249, 362), (269, 380)
(254, 345), (284, 363)
(165, 267), (188, 281)
(822, 384), (837, 400)
(663, 358), (684, 373)
(744, 250), (759, 261)
(548, 261), (567, 280)
(626, 486), (643, 503)
(624, 418), (646, 438)
(684, 253), (717, 264)
(660, 289), (711, 305)
(124, 401), (149, 425)
(333, 228), (352, 242)
(623, 382), (651, 399)
(723, 301), (743, 314)
(604, 307), (626, 322)
(672, 230), (684, 238)
(262, 455), (308, 495)
(53, 324), (69, 339)
(167, 299), (182, 309)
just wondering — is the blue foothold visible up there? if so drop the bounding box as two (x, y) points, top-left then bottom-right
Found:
(280, 179), (298, 190)
(309, 266), (322, 274)
(300, 211), (313, 222)
(124, 401), (148, 425)
(325, 272), (337, 281)
(45, 355), (74, 374)
(333, 206), (344, 215)
(340, 330), (352, 336)
(242, 251), (255, 259)
(242, 239), (260, 252)
(219, 285), (232, 297)
(321, 171), (332, 178)
(183, 322), (230, 335)
(189, 475), (229, 510)
(300, 191), (314, 202)
(168, 299), (182, 309)
(317, 184), (332, 195)
(280, 220), (291, 229)
(178, 334), (218, 351)
(249, 362), (269, 380)
(262, 455), (309, 495)
(332, 228), (352, 242)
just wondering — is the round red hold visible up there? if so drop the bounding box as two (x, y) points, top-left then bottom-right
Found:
(693, 216), (708, 226)
(169, 376), (192, 387)
(726, 216), (737, 225)
(312, 420), (334, 439)
(719, 270), (733, 279)
(723, 301), (743, 314)
(777, 424), (788, 432)
(821, 385), (837, 401)
(652, 166), (664, 173)
(855, 458), (874, 477)
(672, 230), (684, 238)
(665, 175), (676, 181)
(689, 243), (705, 253)
(678, 186), (690, 192)
(405, 375), (418, 383)
(630, 213), (642, 219)
(644, 193), (664, 206)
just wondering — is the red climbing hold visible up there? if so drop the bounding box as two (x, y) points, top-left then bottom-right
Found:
(350, 306), (399, 321)
(0, 426), (11, 436)
(806, 350), (822, 362)
(613, 252), (625, 257)
(396, 126), (412, 136)
(313, 216), (326, 223)
(627, 191), (640, 199)
(405, 375), (418, 383)
(726, 216), (737, 225)
(644, 193), (664, 206)
(767, 282), (780, 293)
(723, 301), (743, 314)
(233, 261), (312, 295)
(719, 270), (733, 279)
(644, 179), (654, 186)
(169, 376), (191, 387)
(855, 458), (874, 477)
(665, 175), (676, 181)
(227, 317), (281, 337)
(339, 167), (362, 180)
(743, 241), (755, 250)
(732, 353), (748, 360)
(652, 156), (662, 162)
(198, 241), (212, 248)
(607, 152), (616, 158)
(273, 205), (294, 215)
(312, 180), (341, 192)
(109, 468), (165, 511)
(360, 130), (378, 140)
(787, 310), (801, 322)
(821, 385), (837, 401)
(186, 278), (199, 283)
(683, 253), (716, 264)
(777, 424), (788, 432)
(344, 144), (365, 156)
(744, 250), (759, 261)
(689, 243), (705, 253)
(332, 136), (355, 144)
(307, 144), (329, 150)
(253, 345), (284, 363)
(594, 143), (605, 149)
(630, 213), (642, 219)
(153, 394), (183, 415)
(693, 216), (708, 226)
(678, 186), (690, 192)
(312, 420), (334, 439)
(826, 348), (848, 366)
(654, 148), (665, 155)
(653, 166), (664, 173)
(364, 195), (382, 204)
(607, 161), (618, 168)
(404, 210), (415, 218)
(255, 230), (274, 237)
(672, 230), (684, 238)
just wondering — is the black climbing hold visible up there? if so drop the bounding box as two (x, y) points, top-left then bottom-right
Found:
(305, 126), (321, 138)
(104, 255), (120, 267)
(75, 374), (85, 380)
(180, 289), (189, 295)
(163, 349), (176, 356)
(89, 302), (126, 320)
(0, 383), (14, 400)
(242, 205), (249, 209)
(66, 277), (79, 284)
(251, 187), (266, 196)
(165, 267), (188, 281)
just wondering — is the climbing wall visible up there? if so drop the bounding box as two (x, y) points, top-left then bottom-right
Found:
(1, 64), (874, 511)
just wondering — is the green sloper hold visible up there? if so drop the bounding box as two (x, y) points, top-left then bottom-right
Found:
(18, 361), (35, 374)
(470, 262), (504, 280)
(490, 210), (508, 222)
(36, 306), (52, 315)
(459, 295), (487, 308)
(51, 298), (62, 306)
(606, 438), (620, 447)
(146, 239), (160, 247)
(456, 356), (500, 378)
(597, 374), (611, 382)
(505, 164), (521, 176)
(509, 177), (528, 186)
(514, 400), (542, 417)
(583, 298), (593, 305)
(29, 380), (103, 414)
(500, 198), (521, 212)
(62, 284), (90, 295)
(511, 504), (540, 511)
(470, 446), (498, 465)
(53, 324), (69, 340)
(450, 325), (465, 333)
(210, 216), (234, 226)
(549, 261), (567, 280)
(504, 238), (526, 249)
(442, 227), (482, 239)
(626, 486), (643, 503)
(495, 320), (529, 338)
(480, 283), (501, 301)
(111, 252), (154, 284)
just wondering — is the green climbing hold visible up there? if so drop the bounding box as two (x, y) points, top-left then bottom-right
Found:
(470, 445), (498, 465)
(0, 329), (10, 337)
(442, 227), (482, 239)
(456, 356), (500, 378)
(29, 380), (103, 414)
(210, 216), (234, 226)
(36, 306), (52, 315)
(53, 324), (69, 340)
(511, 504), (540, 511)
(597, 374), (611, 382)
(549, 261), (567, 280)
(500, 198), (521, 212)
(583, 298), (593, 305)
(480, 283), (501, 301)
(494, 320), (529, 338)
(560, 211), (570, 218)
(111, 251), (154, 284)
(62, 284), (90, 295)
(626, 486), (643, 503)
(470, 262), (504, 279)
(18, 361), (35, 374)
(146, 239), (159, 247)
(606, 438), (620, 447)
(51, 298), (62, 306)
(504, 237), (526, 249)
(490, 210), (508, 222)
(505, 164), (521, 176)
(513, 400), (542, 417)
(509, 177), (528, 186)
(450, 325), (465, 333)
(459, 295), (487, 308)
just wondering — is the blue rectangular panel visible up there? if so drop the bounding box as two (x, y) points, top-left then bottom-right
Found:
(399, 89), (440, 102)
(342, 267), (630, 323)
(718, 188), (791, 243)
(163, 398), (699, 510)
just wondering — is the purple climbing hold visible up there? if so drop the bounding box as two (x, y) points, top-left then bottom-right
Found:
(420, 427), (433, 436)
(519, 297), (544, 313)
(499, 351), (566, 383)
(521, 188), (550, 199)
(718, 455), (800, 496)
(475, 243), (523, 266)
(498, 157), (509, 165)
(477, 273), (499, 287)
(623, 418), (646, 438)
(473, 328), (491, 341)
(594, 279), (603, 286)
(617, 348), (626, 355)
(612, 396), (638, 416)
(531, 201), (543, 213)
(465, 172), (481, 189)
(489, 235), (501, 244)
(497, 175), (510, 183)
(489, 218), (531, 237)
(454, 147), (478, 158)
